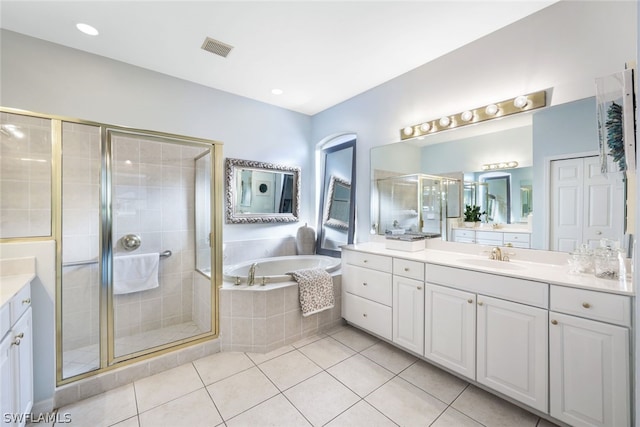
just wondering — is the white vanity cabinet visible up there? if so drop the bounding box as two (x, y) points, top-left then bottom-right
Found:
(0, 281), (33, 427)
(426, 264), (549, 413)
(342, 251), (393, 340)
(424, 283), (476, 379)
(476, 295), (548, 413)
(452, 228), (531, 248)
(549, 286), (631, 427)
(392, 259), (424, 355)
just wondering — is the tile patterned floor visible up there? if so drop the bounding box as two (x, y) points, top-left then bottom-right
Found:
(63, 321), (205, 378)
(52, 325), (561, 427)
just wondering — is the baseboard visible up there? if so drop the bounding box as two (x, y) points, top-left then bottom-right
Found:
(32, 398), (54, 415)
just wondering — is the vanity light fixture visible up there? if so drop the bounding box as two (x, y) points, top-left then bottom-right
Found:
(399, 90), (546, 141)
(76, 23), (99, 36)
(481, 161), (519, 171)
(513, 95), (529, 109)
(439, 116), (451, 127)
(485, 104), (499, 116)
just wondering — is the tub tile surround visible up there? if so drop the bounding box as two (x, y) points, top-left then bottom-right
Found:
(219, 273), (343, 353)
(223, 236), (297, 266)
(52, 325), (561, 427)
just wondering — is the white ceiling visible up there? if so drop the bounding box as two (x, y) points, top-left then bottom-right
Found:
(0, 1), (557, 115)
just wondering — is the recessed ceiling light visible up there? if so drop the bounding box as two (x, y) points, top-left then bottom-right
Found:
(271, 89), (283, 95)
(76, 23), (99, 36)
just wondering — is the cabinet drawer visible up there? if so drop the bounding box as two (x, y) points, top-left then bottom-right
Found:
(343, 265), (392, 306)
(343, 250), (392, 273)
(455, 229), (475, 239)
(428, 264), (548, 308)
(503, 233), (530, 244)
(393, 258), (425, 281)
(476, 231), (503, 243)
(10, 284), (31, 325)
(550, 286), (631, 327)
(343, 292), (392, 340)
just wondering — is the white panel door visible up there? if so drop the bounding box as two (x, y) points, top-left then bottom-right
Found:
(392, 276), (424, 355)
(582, 156), (624, 248)
(549, 312), (630, 427)
(476, 295), (548, 412)
(550, 158), (583, 252)
(550, 156), (624, 251)
(424, 283), (475, 380)
(0, 333), (15, 426)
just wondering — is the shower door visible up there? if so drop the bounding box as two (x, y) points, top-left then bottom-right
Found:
(59, 122), (220, 381)
(108, 130), (214, 362)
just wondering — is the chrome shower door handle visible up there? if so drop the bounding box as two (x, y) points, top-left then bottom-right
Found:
(121, 234), (141, 251)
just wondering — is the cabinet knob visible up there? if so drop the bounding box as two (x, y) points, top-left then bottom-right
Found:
(551, 320), (558, 325)
(22, 298), (31, 304)
(467, 299), (473, 304)
(11, 338), (21, 346)
(15, 332), (24, 339)
(362, 313), (367, 317)
(417, 286), (422, 290)
(596, 231), (602, 235)
(477, 301), (484, 306)
(362, 282), (368, 286)
(363, 259), (368, 263)
(582, 302), (591, 309)
(404, 267), (410, 272)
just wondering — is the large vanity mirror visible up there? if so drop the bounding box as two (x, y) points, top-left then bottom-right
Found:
(371, 96), (632, 252)
(225, 158), (300, 223)
(317, 139), (356, 256)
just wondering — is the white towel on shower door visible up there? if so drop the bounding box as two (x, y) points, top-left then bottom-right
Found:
(113, 253), (160, 295)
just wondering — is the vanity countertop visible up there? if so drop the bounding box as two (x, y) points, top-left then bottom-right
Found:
(343, 242), (634, 296)
(0, 257), (36, 308)
(0, 274), (34, 308)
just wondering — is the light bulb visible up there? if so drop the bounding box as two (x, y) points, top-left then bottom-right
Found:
(420, 122), (431, 132)
(460, 110), (473, 122)
(514, 95), (528, 109)
(485, 104), (499, 116)
(403, 126), (414, 136)
(439, 117), (451, 127)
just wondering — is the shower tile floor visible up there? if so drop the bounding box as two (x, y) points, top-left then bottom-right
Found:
(63, 321), (205, 378)
(52, 325), (561, 427)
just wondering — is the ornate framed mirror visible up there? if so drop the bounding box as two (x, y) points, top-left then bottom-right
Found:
(225, 158), (300, 223)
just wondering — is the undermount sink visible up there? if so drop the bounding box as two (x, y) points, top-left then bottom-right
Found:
(456, 258), (525, 271)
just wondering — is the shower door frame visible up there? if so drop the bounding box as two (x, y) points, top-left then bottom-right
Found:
(50, 115), (222, 386)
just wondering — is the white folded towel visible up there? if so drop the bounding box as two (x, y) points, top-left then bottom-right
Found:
(113, 253), (160, 295)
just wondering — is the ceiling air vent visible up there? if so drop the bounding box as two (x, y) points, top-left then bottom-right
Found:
(201, 37), (233, 58)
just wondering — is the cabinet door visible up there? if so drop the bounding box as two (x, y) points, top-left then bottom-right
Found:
(424, 284), (475, 380)
(13, 308), (33, 420)
(476, 295), (548, 413)
(0, 333), (15, 425)
(392, 276), (424, 355)
(549, 312), (629, 427)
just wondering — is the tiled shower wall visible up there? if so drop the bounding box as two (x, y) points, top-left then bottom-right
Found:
(110, 134), (207, 339)
(61, 128), (210, 352)
(0, 112), (52, 238)
(61, 122), (101, 351)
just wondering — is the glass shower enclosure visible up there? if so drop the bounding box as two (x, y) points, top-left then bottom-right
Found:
(58, 121), (221, 382)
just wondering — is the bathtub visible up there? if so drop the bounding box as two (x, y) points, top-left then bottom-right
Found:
(222, 255), (340, 288)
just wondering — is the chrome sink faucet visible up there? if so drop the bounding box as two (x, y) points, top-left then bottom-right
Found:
(248, 262), (258, 286)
